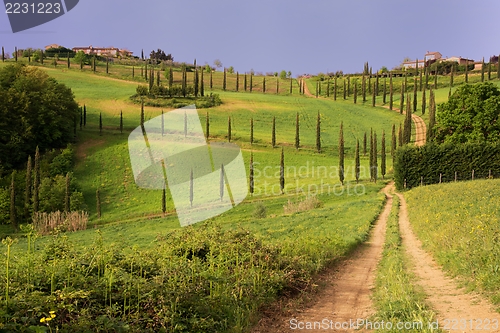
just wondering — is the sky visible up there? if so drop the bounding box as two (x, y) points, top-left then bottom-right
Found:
(1, 0), (499, 76)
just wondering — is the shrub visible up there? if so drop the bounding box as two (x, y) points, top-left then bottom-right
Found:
(283, 196), (322, 214)
(32, 210), (88, 235)
(394, 142), (500, 190)
(253, 201), (266, 218)
(136, 85), (148, 96)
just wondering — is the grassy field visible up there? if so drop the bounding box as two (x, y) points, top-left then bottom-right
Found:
(405, 179), (500, 308)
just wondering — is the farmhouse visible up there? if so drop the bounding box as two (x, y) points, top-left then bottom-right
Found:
(424, 51), (442, 62)
(72, 45), (133, 57)
(445, 56), (475, 65)
(402, 59), (425, 69)
(44, 44), (61, 50)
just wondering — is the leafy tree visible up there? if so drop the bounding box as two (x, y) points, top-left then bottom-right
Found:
(0, 65), (79, 171)
(227, 66), (234, 74)
(434, 82), (500, 144)
(149, 49), (173, 64)
(339, 122), (345, 185)
(279, 70), (287, 80)
(213, 59), (222, 69)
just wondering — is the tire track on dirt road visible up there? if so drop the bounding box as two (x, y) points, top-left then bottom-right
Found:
(395, 192), (500, 332)
(252, 184), (394, 333)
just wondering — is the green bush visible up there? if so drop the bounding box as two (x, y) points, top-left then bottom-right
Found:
(0, 188), (9, 224)
(394, 142), (500, 190)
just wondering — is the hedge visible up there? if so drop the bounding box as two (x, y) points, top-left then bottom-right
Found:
(394, 142), (500, 190)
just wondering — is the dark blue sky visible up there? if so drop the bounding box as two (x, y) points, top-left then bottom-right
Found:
(1, 0), (498, 76)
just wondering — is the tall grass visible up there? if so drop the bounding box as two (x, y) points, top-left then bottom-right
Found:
(32, 211), (88, 235)
(405, 179), (500, 306)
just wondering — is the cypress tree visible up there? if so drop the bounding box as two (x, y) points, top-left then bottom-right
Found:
(290, 78), (293, 94)
(413, 79), (418, 112)
(79, 107), (83, 130)
(228, 116), (232, 142)
(210, 70), (213, 89)
(28, 49), (31, 63)
(157, 71), (161, 87)
(236, 72), (239, 92)
(448, 86), (452, 99)
(295, 112), (300, 149)
(399, 83), (405, 114)
(355, 139), (360, 183)
(419, 65), (423, 91)
(65, 173), (70, 212)
(169, 66), (173, 88)
(339, 122), (345, 185)
(334, 77), (337, 101)
(373, 132), (378, 183)
(425, 65), (429, 89)
(250, 73), (253, 92)
(182, 68), (187, 97)
(141, 66), (144, 78)
(223, 68), (227, 91)
(343, 79), (347, 100)
(371, 83), (376, 107)
(149, 70), (154, 92)
(481, 57), (485, 82)
(398, 123), (403, 147)
(353, 81), (357, 104)
(250, 117), (254, 144)
(363, 132), (367, 156)
(162, 186), (166, 214)
(316, 111), (321, 153)
(249, 153), (254, 196)
(465, 59), (469, 83)
(96, 189), (101, 219)
(375, 73), (379, 96)
(271, 116), (276, 147)
(434, 66), (438, 89)
(362, 75), (366, 102)
(99, 113), (103, 136)
(450, 64), (454, 88)
(369, 129), (373, 181)
(404, 71), (407, 90)
(141, 49), (144, 60)
(383, 78), (387, 104)
(381, 130), (386, 179)
(106, 57), (109, 74)
(497, 54), (500, 79)
(347, 77), (350, 97)
(279, 148), (285, 194)
(244, 74), (247, 91)
(184, 111), (187, 137)
(1, 47), (4, 62)
(194, 69), (198, 97)
(368, 70), (372, 93)
(83, 105), (87, 127)
(200, 68), (204, 96)
(141, 100), (145, 126)
(161, 110), (164, 137)
(206, 112), (210, 139)
(403, 94), (412, 144)
(415, 59), (419, 77)
(488, 61), (492, 81)
(145, 63), (148, 80)
(66, 52), (70, 69)
(15, 46), (18, 62)
(391, 124), (396, 156)
(132, 66), (135, 78)
(120, 111), (123, 134)
(422, 87), (426, 115)
(24, 156), (32, 220)
(263, 77), (266, 93)
(276, 78), (279, 94)
(10, 171), (16, 230)
(389, 74), (394, 110)
(428, 89), (436, 142)
(327, 78), (330, 97)
(33, 146), (40, 213)
(316, 81), (319, 98)
(92, 56), (96, 72)
(41, 50), (45, 64)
